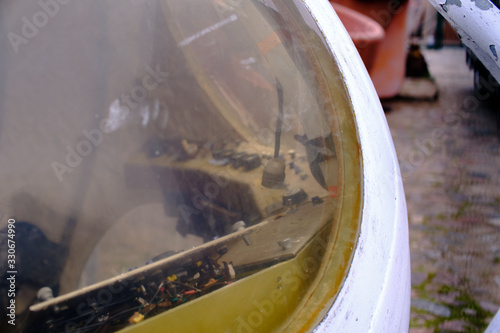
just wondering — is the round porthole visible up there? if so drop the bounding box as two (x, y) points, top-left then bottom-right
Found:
(0, 1), (409, 332)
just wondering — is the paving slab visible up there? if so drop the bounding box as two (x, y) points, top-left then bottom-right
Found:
(385, 46), (500, 331)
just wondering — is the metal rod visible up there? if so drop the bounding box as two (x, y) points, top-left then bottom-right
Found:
(274, 78), (284, 158)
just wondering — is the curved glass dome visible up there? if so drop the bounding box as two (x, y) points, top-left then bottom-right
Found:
(0, 1), (362, 332)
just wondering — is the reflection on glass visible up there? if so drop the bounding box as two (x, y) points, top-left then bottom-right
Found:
(0, 0), (349, 331)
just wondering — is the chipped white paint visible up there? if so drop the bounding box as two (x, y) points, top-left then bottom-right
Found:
(427, 0), (500, 83)
(302, 0), (411, 332)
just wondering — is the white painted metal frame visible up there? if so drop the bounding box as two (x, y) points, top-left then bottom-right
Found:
(302, 1), (411, 331)
(428, 0), (500, 83)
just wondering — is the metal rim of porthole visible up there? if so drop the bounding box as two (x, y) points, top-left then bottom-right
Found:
(295, 1), (410, 331)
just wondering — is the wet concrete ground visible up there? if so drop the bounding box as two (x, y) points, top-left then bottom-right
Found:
(384, 47), (500, 332)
